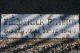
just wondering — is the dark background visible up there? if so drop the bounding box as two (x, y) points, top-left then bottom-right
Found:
(0, 0), (80, 14)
